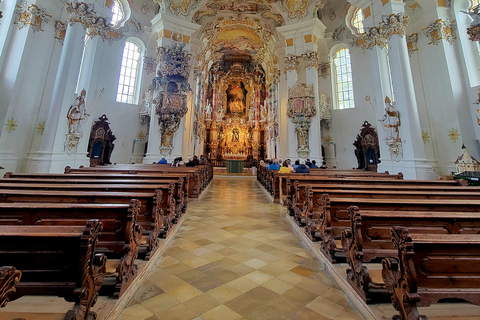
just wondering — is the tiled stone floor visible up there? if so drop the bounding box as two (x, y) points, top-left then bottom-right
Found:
(117, 176), (364, 320)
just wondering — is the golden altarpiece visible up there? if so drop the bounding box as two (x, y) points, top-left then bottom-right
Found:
(204, 60), (267, 162)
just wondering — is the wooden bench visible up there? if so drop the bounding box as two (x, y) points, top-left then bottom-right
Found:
(65, 164), (213, 198)
(341, 205), (480, 304)
(382, 227), (480, 320)
(0, 266), (22, 308)
(0, 188), (175, 257)
(306, 194), (480, 263)
(0, 200), (142, 297)
(0, 220), (106, 320)
(3, 172), (189, 213)
(286, 177), (468, 215)
(0, 180), (187, 221)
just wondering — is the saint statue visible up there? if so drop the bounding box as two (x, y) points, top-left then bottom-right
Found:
(67, 89), (88, 134)
(380, 96), (400, 142)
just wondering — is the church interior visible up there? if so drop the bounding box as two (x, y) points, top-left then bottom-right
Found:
(1, 0), (480, 319)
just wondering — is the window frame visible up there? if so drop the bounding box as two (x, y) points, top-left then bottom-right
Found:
(116, 38), (145, 105)
(331, 45), (356, 110)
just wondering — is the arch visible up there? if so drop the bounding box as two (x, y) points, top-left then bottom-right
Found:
(110, 0), (132, 28)
(330, 43), (355, 110)
(345, 6), (364, 36)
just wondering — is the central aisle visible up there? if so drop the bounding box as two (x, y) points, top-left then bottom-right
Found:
(118, 177), (364, 320)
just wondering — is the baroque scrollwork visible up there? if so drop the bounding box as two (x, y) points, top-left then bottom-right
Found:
(54, 21), (66, 44)
(422, 19), (457, 45)
(407, 33), (419, 56)
(303, 50), (319, 69)
(318, 61), (330, 79)
(284, 54), (301, 73)
(14, 4), (52, 33)
(360, 13), (408, 50)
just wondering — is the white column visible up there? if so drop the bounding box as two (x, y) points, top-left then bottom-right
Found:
(30, 23), (86, 172)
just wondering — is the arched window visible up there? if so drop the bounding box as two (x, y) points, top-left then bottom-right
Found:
(332, 47), (355, 109)
(116, 41), (142, 104)
(110, 0), (124, 27)
(352, 8), (365, 34)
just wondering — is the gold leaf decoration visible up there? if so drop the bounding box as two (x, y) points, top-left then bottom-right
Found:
(37, 121), (45, 135)
(448, 128), (460, 143)
(323, 135), (333, 144)
(422, 130), (430, 144)
(5, 118), (18, 133)
(137, 131), (146, 141)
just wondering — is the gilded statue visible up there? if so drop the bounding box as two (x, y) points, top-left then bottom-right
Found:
(380, 96), (400, 142)
(67, 89), (88, 134)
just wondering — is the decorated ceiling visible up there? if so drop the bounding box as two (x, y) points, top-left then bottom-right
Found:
(152, 0), (327, 80)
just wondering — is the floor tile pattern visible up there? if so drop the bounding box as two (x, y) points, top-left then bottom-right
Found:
(117, 177), (364, 320)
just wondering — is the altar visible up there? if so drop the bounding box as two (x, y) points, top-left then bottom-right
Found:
(224, 154), (247, 173)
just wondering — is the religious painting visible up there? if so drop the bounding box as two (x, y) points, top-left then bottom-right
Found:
(226, 81), (247, 116)
(169, 0), (196, 15)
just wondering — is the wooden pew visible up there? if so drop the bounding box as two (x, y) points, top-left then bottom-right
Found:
(3, 172), (189, 213)
(0, 220), (106, 320)
(0, 266), (21, 308)
(0, 200), (142, 297)
(286, 176), (467, 214)
(341, 205), (480, 304)
(0, 188), (175, 257)
(382, 227), (480, 320)
(277, 170), (404, 203)
(64, 164), (212, 198)
(0, 181), (187, 221)
(306, 194), (480, 263)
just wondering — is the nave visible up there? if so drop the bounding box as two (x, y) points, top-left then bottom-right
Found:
(116, 176), (363, 320)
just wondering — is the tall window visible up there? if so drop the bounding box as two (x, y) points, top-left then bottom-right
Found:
(116, 41), (141, 104)
(333, 48), (355, 109)
(352, 8), (365, 34)
(110, 0), (124, 27)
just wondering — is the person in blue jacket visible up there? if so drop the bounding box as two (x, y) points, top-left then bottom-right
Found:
(295, 159), (310, 173)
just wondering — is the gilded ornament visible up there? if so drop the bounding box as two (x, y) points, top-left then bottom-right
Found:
(303, 51), (319, 69)
(448, 128), (460, 142)
(280, 0), (311, 19)
(137, 131), (146, 141)
(65, 1), (96, 26)
(37, 121), (45, 135)
(422, 130), (430, 143)
(318, 61), (330, 79)
(407, 33), (419, 56)
(14, 4), (52, 33)
(169, 0), (198, 16)
(422, 19), (457, 45)
(5, 118), (18, 133)
(323, 135), (333, 144)
(360, 13), (408, 50)
(284, 54), (301, 73)
(54, 21), (66, 44)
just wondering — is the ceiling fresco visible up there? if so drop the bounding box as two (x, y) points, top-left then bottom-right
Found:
(153, 0), (328, 82)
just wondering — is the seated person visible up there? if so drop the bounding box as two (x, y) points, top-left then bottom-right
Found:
(278, 160), (294, 173)
(293, 159), (300, 169)
(310, 160), (319, 168)
(268, 159), (280, 171)
(192, 155), (200, 165)
(295, 159), (310, 173)
(158, 157), (167, 164)
(185, 157), (196, 167)
(320, 160), (328, 169)
(305, 158), (312, 167)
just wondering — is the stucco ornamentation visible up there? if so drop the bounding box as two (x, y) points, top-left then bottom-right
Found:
(303, 51), (319, 69)
(5, 118), (18, 133)
(407, 33), (419, 56)
(54, 21), (66, 44)
(318, 61), (330, 79)
(422, 19), (457, 45)
(14, 4), (52, 33)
